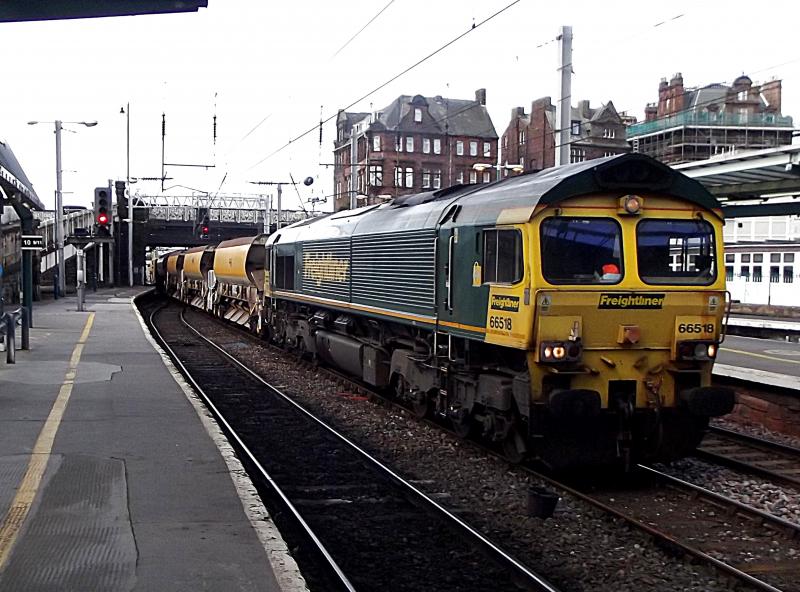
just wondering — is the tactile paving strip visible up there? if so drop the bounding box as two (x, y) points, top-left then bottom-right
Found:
(0, 455), (136, 591)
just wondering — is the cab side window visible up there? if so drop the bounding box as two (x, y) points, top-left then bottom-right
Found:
(274, 251), (295, 290)
(484, 229), (523, 284)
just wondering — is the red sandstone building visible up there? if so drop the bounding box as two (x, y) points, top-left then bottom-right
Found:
(627, 73), (794, 164)
(333, 90), (498, 211)
(500, 97), (631, 174)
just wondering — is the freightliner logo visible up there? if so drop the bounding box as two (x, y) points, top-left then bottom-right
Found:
(598, 293), (665, 309)
(490, 295), (520, 312)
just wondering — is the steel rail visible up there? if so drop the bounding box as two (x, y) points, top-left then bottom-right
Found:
(636, 464), (800, 538)
(146, 303), (357, 592)
(182, 304), (789, 591)
(697, 426), (800, 488)
(177, 306), (561, 592)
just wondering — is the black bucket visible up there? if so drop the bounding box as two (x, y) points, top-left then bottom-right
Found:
(527, 486), (559, 519)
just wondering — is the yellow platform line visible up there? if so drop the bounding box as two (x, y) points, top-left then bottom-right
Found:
(0, 313), (95, 569)
(722, 346), (800, 366)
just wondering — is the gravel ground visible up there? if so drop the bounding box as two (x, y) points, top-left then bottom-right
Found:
(658, 456), (800, 525)
(186, 310), (754, 592)
(713, 416), (800, 450)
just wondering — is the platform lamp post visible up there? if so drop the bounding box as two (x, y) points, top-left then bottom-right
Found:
(27, 119), (98, 297)
(119, 104), (134, 287)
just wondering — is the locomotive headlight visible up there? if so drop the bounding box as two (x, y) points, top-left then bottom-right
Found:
(540, 341), (581, 363)
(677, 340), (718, 361)
(619, 194), (644, 215)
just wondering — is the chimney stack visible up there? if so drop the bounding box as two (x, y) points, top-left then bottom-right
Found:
(475, 88), (486, 105)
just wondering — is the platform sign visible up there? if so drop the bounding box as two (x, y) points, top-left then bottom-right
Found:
(21, 235), (44, 251)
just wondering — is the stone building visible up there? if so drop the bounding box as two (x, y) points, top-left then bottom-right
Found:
(628, 73), (795, 164)
(501, 97), (631, 173)
(333, 90), (498, 211)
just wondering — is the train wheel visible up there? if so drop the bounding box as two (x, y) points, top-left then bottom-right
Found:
(502, 426), (527, 464)
(411, 390), (431, 420)
(451, 408), (473, 439)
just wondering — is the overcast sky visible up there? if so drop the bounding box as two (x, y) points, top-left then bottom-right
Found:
(1, 0), (798, 213)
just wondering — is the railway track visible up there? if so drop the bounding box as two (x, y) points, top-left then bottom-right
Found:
(157, 297), (800, 591)
(143, 297), (558, 592)
(697, 426), (800, 489)
(558, 464), (800, 592)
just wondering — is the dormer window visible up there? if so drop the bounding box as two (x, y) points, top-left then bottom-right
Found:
(737, 90), (748, 101)
(414, 108), (422, 122)
(571, 121), (581, 135)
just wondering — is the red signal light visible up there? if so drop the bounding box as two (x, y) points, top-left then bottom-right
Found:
(98, 213), (109, 225)
(202, 226), (209, 234)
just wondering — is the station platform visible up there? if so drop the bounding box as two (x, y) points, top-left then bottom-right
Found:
(0, 288), (304, 591)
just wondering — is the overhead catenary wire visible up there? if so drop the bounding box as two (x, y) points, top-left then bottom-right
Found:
(331, 0), (396, 59)
(246, 0), (522, 171)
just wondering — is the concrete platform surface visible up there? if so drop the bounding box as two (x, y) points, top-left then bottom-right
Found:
(0, 288), (305, 592)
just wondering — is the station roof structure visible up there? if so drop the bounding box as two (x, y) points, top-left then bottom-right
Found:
(0, 1), (207, 22)
(0, 139), (43, 211)
(672, 144), (800, 217)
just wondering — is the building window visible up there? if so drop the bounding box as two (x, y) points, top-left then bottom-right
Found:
(405, 167), (414, 188)
(725, 266), (733, 281)
(433, 169), (442, 189)
(517, 130), (526, 145)
(456, 170), (464, 184)
(470, 141), (478, 156)
(414, 107), (422, 122)
(483, 142), (491, 157)
(741, 254), (751, 263)
(753, 253), (763, 263)
(753, 267), (762, 282)
(785, 266), (794, 283)
(725, 253), (735, 263)
(483, 171), (491, 183)
(602, 128), (616, 139)
(570, 148), (585, 163)
(785, 253), (795, 263)
(406, 136), (414, 152)
(372, 135), (381, 152)
(604, 151), (615, 157)
(771, 253), (781, 263)
(433, 138), (441, 154)
(741, 266), (750, 281)
(571, 121), (581, 135)
(456, 140), (464, 156)
(469, 170), (477, 184)
(369, 165), (383, 187)
(395, 135), (403, 152)
(737, 90), (748, 101)
(770, 266), (780, 282)
(422, 169), (431, 189)
(503, 136), (508, 149)
(394, 167), (403, 187)
(423, 138), (431, 154)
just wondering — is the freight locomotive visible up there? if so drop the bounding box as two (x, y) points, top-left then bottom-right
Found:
(158, 153), (735, 468)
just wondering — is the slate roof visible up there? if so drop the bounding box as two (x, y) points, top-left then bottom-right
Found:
(350, 94), (497, 139)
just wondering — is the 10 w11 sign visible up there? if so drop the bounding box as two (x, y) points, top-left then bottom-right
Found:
(21, 235), (44, 251)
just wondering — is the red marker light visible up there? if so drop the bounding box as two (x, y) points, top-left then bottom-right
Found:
(602, 263), (620, 275)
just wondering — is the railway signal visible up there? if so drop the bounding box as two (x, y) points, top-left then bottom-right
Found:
(94, 187), (111, 236)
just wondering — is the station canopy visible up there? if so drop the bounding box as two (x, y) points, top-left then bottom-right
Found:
(673, 144), (800, 218)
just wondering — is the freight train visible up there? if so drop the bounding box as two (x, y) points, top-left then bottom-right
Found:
(157, 154), (735, 469)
